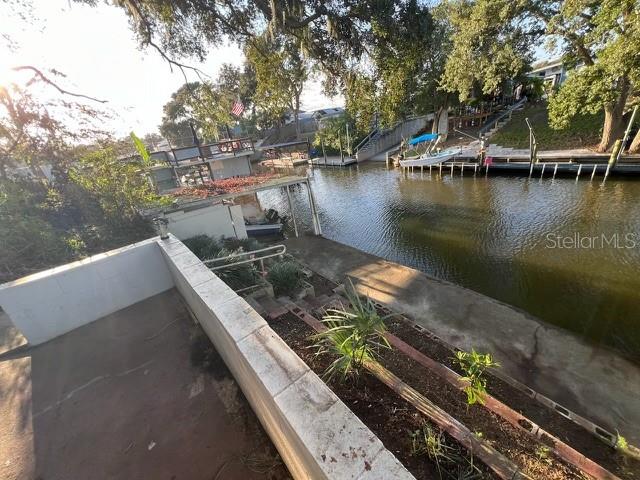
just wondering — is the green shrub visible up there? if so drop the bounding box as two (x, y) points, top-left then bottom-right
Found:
(221, 237), (262, 252)
(267, 261), (303, 296)
(312, 285), (391, 382)
(183, 235), (221, 260)
(213, 247), (261, 291)
(454, 349), (499, 405)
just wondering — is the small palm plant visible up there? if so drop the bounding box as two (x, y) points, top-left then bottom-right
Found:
(312, 284), (392, 382)
(454, 349), (499, 406)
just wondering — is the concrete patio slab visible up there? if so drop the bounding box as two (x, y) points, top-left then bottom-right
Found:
(0, 289), (289, 480)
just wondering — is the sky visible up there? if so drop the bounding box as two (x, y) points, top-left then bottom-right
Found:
(1, 0), (342, 137)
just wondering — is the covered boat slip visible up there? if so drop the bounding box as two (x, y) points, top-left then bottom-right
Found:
(163, 175), (322, 239)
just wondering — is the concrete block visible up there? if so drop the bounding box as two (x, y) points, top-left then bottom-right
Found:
(275, 371), (386, 480)
(158, 238), (192, 257)
(180, 262), (216, 287)
(209, 296), (268, 342)
(356, 449), (414, 479)
(168, 251), (201, 270)
(193, 278), (239, 310)
(238, 326), (309, 397)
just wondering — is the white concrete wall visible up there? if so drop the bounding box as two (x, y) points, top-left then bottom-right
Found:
(158, 235), (413, 480)
(166, 203), (248, 240)
(210, 156), (251, 180)
(0, 239), (173, 345)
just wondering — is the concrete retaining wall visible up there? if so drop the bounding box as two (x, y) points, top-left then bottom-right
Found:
(0, 239), (173, 345)
(166, 203), (248, 240)
(158, 235), (413, 480)
(210, 156), (252, 179)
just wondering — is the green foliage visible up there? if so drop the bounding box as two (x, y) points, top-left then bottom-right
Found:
(69, 147), (169, 222)
(344, 2), (452, 131)
(183, 234), (263, 291)
(535, 445), (552, 465)
(454, 349), (499, 406)
(214, 247), (262, 291)
(0, 136), (170, 282)
(130, 131), (151, 166)
(548, 66), (615, 130)
(615, 432), (629, 452)
(491, 105), (603, 150)
(159, 65), (257, 145)
(183, 235), (221, 260)
(312, 285), (391, 382)
(267, 261), (303, 296)
(314, 115), (354, 155)
(440, 0), (532, 102)
(410, 423), (484, 479)
(246, 34), (308, 131)
(439, 0), (640, 151)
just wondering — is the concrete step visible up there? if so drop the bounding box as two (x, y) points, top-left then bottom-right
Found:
(254, 294), (289, 319)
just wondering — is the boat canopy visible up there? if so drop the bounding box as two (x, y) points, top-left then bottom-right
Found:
(408, 133), (438, 146)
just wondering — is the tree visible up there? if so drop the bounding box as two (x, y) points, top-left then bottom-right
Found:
(246, 34), (308, 134)
(440, 0), (533, 103)
(159, 81), (231, 144)
(440, 0), (640, 152)
(550, 0), (640, 152)
(343, 1), (452, 137)
(0, 69), (107, 179)
(160, 63), (258, 144)
(77, 0), (371, 81)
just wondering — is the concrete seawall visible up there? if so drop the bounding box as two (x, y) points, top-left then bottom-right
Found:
(284, 235), (640, 445)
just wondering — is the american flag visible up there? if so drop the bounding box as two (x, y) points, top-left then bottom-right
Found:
(231, 98), (245, 117)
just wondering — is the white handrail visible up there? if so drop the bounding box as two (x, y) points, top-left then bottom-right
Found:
(204, 244), (287, 271)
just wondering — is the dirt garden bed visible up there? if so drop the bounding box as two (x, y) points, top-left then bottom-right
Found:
(267, 312), (494, 480)
(267, 308), (602, 480)
(263, 274), (639, 479)
(383, 315), (639, 480)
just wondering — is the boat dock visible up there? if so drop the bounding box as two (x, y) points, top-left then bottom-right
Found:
(309, 155), (358, 167)
(400, 145), (640, 179)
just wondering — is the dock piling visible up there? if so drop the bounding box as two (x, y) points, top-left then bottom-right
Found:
(285, 185), (299, 238)
(590, 165), (597, 181)
(439, 163), (443, 175)
(451, 163), (454, 175)
(553, 163), (558, 179)
(576, 164), (582, 180)
(540, 163), (546, 178)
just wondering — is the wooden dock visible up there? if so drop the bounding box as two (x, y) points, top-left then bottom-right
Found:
(309, 156), (358, 167)
(404, 145), (640, 178)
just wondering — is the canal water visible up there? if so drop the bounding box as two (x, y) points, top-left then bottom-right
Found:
(258, 163), (640, 360)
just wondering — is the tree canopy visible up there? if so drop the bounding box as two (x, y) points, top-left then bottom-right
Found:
(440, 0), (640, 152)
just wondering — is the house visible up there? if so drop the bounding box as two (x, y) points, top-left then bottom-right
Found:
(529, 57), (569, 90)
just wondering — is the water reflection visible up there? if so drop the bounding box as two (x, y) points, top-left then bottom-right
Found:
(257, 164), (640, 359)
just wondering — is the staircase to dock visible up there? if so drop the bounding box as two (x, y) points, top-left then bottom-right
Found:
(355, 114), (433, 162)
(478, 97), (527, 139)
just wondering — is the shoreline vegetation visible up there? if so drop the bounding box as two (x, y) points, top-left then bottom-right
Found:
(490, 104), (604, 151)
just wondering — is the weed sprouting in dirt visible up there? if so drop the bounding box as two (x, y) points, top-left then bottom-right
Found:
(453, 349), (499, 405)
(410, 423), (486, 479)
